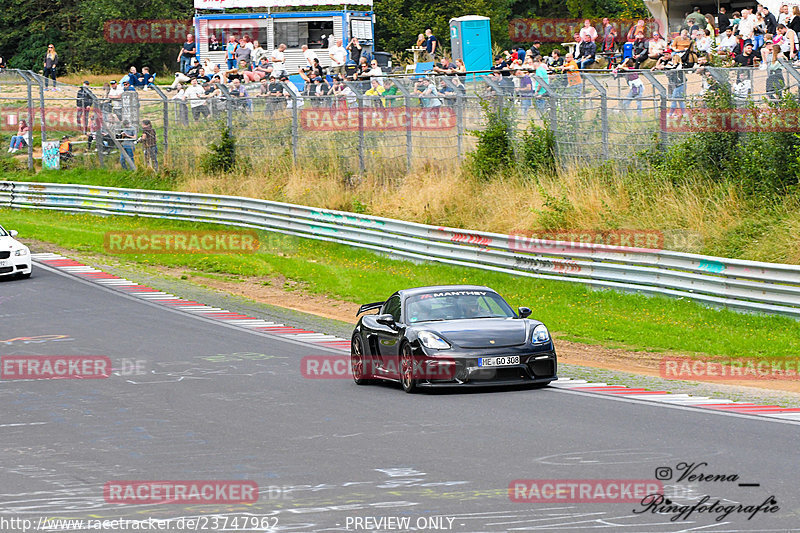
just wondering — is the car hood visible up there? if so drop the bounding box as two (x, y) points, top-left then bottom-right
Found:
(0, 236), (25, 251)
(424, 318), (528, 349)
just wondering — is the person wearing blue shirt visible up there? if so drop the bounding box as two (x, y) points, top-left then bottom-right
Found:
(225, 36), (239, 70)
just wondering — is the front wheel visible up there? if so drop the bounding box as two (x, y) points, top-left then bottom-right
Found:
(400, 344), (418, 394)
(351, 335), (372, 385)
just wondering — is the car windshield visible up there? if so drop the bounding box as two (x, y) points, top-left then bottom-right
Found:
(405, 291), (516, 323)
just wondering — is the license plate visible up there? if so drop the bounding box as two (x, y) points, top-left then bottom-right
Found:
(0, 260), (8, 267)
(478, 356), (520, 367)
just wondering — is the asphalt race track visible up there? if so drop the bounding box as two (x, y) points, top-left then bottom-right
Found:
(1, 264), (799, 532)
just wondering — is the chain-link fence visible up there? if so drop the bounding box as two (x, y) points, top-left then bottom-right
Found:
(2, 63), (800, 173)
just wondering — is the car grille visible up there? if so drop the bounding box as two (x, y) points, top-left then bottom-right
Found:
(16, 264), (26, 270)
(0, 251), (9, 259)
(529, 357), (556, 378)
(0, 266), (13, 274)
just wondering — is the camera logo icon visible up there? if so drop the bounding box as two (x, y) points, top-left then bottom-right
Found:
(655, 467), (673, 480)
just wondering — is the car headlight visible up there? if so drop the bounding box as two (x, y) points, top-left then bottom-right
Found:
(418, 331), (451, 350)
(531, 324), (550, 343)
(14, 248), (28, 256)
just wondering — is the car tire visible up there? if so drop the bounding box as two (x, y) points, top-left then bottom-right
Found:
(351, 335), (372, 385)
(400, 343), (418, 394)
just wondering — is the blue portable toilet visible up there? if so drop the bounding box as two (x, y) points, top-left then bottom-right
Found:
(449, 16), (492, 73)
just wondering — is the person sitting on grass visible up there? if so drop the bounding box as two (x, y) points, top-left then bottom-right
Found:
(7, 120), (30, 153)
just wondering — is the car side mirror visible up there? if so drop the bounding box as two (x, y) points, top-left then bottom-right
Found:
(375, 314), (396, 326)
(9, 230), (18, 237)
(518, 307), (532, 319)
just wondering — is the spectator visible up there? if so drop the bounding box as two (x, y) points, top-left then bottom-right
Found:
(733, 69), (753, 98)
(415, 33), (425, 48)
(615, 58), (644, 115)
(764, 6), (778, 35)
(517, 46), (527, 63)
(718, 6), (731, 32)
(170, 58), (199, 89)
(704, 14), (717, 45)
(43, 44), (58, 90)
(739, 8), (757, 46)
(353, 56), (369, 81)
(137, 119), (158, 171)
(7, 120), (29, 153)
(632, 33), (649, 68)
(529, 41), (543, 58)
(107, 79), (124, 118)
(778, 24), (798, 59)
(601, 17), (616, 52)
(626, 20), (646, 42)
(432, 57), (458, 74)
(242, 35), (254, 50)
(382, 79), (401, 107)
(791, 6), (800, 33)
(648, 32), (668, 60)
(696, 30), (713, 54)
(264, 75), (285, 113)
(359, 58), (384, 84)
(136, 66), (154, 90)
(347, 37), (362, 64)
(558, 53), (582, 95)
(413, 78), (442, 107)
(531, 55), (549, 111)
(766, 44), (785, 98)
(579, 19), (598, 42)
(225, 35), (239, 70)
(575, 34), (597, 69)
(547, 49), (564, 67)
(171, 83), (189, 126)
(329, 39), (347, 77)
(302, 44), (319, 69)
(364, 78), (385, 107)
(185, 77), (209, 121)
(515, 68), (533, 114)
(235, 39), (252, 70)
(425, 28), (439, 61)
(76, 81), (92, 135)
(120, 66), (137, 85)
(178, 34), (196, 74)
(653, 51), (685, 116)
(244, 58), (272, 82)
(778, 4), (791, 26)
(252, 40), (268, 66)
(687, 6), (706, 28)
(280, 74), (303, 109)
(209, 34), (222, 52)
(229, 78), (252, 111)
(58, 135), (73, 167)
(118, 120), (137, 170)
(226, 67), (244, 83)
(672, 29), (692, 51)
(718, 27), (738, 53)
(735, 42), (758, 66)
(122, 80), (135, 92)
(310, 57), (325, 78)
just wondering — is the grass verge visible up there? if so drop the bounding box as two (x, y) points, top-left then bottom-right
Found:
(4, 207), (800, 360)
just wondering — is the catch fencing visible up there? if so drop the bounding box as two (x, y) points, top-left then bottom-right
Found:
(3, 180), (800, 318)
(2, 62), (800, 173)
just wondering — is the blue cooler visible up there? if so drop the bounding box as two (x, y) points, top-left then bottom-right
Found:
(623, 42), (634, 59)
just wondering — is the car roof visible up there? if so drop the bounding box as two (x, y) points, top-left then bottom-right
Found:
(397, 285), (497, 299)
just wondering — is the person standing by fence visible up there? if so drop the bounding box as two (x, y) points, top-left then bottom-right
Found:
(43, 44), (58, 90)
(76, 81), (93, 134)
(138, 119), (158, 171)
(178, 34), (196, 74)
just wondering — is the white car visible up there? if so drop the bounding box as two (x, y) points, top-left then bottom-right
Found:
(0, 225), (32, 279)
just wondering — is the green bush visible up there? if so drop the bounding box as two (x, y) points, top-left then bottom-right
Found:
(467, 99), (515, 179)
(519, 120), (556, 173)
(200, 124), (237, 174)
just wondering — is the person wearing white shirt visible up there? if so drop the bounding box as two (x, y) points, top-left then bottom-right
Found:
(718, 28), (739, 52)
(359, 59), (384, 85)
(302, 44), (319, 68)
(778, 4), (791, 26)
(271, 43), (288, 78)
(329, 39), (346, 77)
(184, 78), (209, 120)
(252, 41), (269, 66)
(738, 9), (756, 42)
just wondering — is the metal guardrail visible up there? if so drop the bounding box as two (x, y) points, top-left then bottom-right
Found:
(3, 180), (800, 318)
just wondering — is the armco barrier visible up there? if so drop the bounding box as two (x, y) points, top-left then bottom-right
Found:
(3, 181), (800, 318)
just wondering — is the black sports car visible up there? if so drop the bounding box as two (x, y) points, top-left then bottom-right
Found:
(351, 285), (557, 392)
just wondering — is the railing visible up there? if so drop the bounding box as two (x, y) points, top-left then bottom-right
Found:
(3, 180), (800, 318)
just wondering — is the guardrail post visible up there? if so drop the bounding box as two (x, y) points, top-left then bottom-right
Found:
(456, 91), (464, 160)
(291, 91), (298, 163)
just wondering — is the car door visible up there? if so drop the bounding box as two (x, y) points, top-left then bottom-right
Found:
(375, 294), (403, 378)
